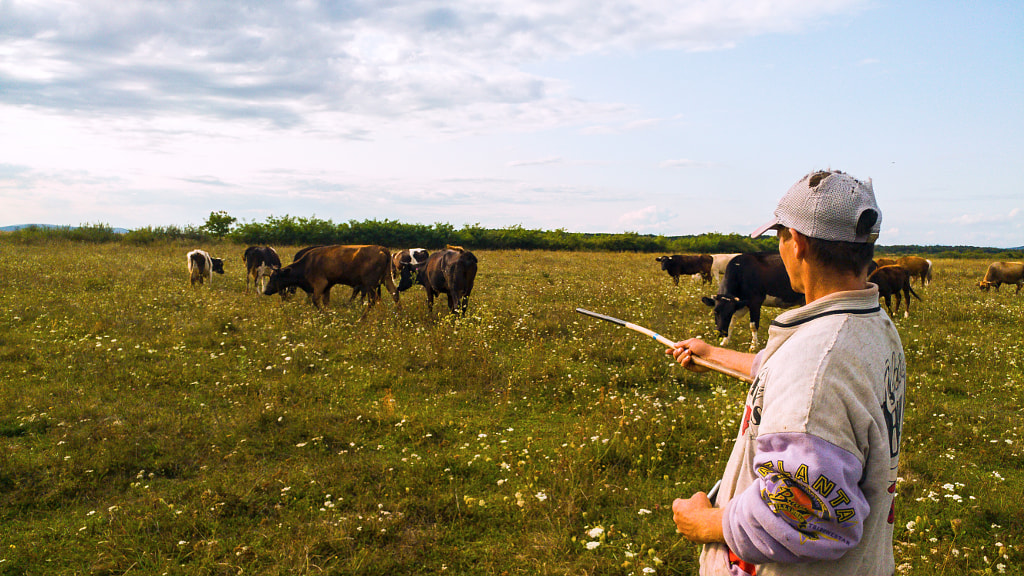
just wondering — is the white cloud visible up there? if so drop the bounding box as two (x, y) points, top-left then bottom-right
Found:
(949, 207), (1020, 226)
(617, 205), (674, 231)
(0, 0), (869, 135)
(508, 157), (564, 167)
(659, 159), (713, 169)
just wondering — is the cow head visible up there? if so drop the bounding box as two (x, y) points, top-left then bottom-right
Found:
(263, 266), (296, 296)
(702, 294), (748, 337)
(655, 256), (669, 270)
(211, 258), (225, 274)
(978, 280), (992, 291)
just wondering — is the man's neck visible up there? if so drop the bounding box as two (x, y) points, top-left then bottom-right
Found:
(799, 263), (868, 305)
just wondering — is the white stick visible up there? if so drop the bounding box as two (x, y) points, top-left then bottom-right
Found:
(575, 308), (754, 384)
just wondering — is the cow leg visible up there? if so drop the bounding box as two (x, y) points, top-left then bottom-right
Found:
(1015, 282), (1022, 295)
(672, 275), (679, 286)
(747, 306), (762, 351)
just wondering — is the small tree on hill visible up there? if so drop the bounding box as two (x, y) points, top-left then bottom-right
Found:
(201, 211), (237, 238)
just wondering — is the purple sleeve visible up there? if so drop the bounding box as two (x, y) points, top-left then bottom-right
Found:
(722, 432), (868, 564)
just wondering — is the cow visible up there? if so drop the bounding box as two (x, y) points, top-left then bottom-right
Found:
(243, 246), (282, 294)
(186, 249), (224, 287)
(896, 256), (933, 286)
(655, 254), (713, 285)
(869, 265), (921, 317)
(701, 252), (804, 351)
(875, 257), (898, 267)
(417, 246), (478, 316)
(711, 253), (741, 285)
(392, 248), (430, 292)
(276, 245), (323, 301)
(262, 245), (399, 313)
(978, 261), (1024, 294)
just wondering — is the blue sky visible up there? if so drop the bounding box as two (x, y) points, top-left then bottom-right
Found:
(1, 1), (1021, 247)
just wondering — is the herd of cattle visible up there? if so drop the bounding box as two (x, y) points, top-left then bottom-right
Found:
(182, 244), (1021, 345)
(184, 245), (479, 316)
(657, 252), (1024, 350)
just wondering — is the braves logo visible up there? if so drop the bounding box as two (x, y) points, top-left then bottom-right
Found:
(741, 376), (765, 436)
(882, 351), (906, 460)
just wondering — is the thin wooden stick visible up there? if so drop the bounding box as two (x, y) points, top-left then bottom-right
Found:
(575, 307), (754, 384)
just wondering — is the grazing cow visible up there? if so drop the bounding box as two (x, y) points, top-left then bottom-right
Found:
(392, 248), (430, 292)
(875, 257), (897, 267)
(869, 265), (921, 317)
(978, 261), (1024, 294)
(275, 245), (325, 301)
(263, 245), (399, 313)
(417, 246), (478, 315)
(655, 254), (713, 284)
(701, 252), (804, 350)
(897, 256), (933, 286)
(243, 246), (282, 294)
(711, 253), (741, 285)
(186, 249), (224, 287)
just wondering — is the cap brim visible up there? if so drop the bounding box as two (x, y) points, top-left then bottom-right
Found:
(750, 217), (782, 239)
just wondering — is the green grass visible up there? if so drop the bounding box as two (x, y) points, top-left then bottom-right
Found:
(0, 241), (1021, 575)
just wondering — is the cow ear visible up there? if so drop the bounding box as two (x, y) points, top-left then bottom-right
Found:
(701, 296), (715, 307)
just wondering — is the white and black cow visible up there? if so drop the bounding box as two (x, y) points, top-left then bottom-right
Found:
(710, 253), (741, 285)
(186, 249), (225, 287)
(701, 252), (803, 350)
(243, 246), (282, 294)
(392, 248), (430, 292)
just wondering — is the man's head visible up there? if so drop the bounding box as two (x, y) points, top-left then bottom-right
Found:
(753, 170), (880, 276)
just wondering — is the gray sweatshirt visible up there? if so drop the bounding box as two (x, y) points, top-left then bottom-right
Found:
(700, 285), (906, 576)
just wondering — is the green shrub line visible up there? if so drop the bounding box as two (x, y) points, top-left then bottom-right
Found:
(6, 214), (1021, 257)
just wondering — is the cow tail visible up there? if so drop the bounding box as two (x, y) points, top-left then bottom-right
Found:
(380, 249), (400, 303)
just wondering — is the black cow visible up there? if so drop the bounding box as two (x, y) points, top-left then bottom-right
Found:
(417, 246), (477, 315)
(656, 254), (713, 284)
(701, 252), (804, 350)
(869, 265), (921, 318)
(243, 246), (282, 294)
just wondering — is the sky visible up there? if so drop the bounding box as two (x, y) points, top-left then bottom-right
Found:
(1, 1), (1021, 247)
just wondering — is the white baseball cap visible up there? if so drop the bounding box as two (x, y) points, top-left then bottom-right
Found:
(751, 170), (882, 243)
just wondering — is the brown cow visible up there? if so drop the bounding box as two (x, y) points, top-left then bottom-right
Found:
(897, 256), (932, 286)
(262, 245), (399, 312)
(655, 254), (713, 284)
(869, 265), (921, 318)
(417, 246), (478, 315)
(875, 257), (897, 267)
(978, 261), (1024, 294)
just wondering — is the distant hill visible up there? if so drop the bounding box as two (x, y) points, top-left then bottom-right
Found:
(1, 223), (130, 234)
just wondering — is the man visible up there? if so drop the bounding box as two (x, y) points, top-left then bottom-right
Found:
(667, 170), (906, 575)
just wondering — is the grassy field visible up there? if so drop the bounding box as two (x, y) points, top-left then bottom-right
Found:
(0, 241), (1021, 575)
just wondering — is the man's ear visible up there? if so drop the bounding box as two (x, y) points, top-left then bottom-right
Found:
(788, 228), (809, 260)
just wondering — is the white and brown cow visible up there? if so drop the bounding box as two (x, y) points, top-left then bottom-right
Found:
(896, 256), (933, 286)
(978, 261), (1024, 294)
(655, 254), (713, 284)
(186, 249), (225, 287)
(243, 246), (282, 294)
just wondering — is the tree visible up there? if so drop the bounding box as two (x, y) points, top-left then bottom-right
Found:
(201, 211), (237, 237)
